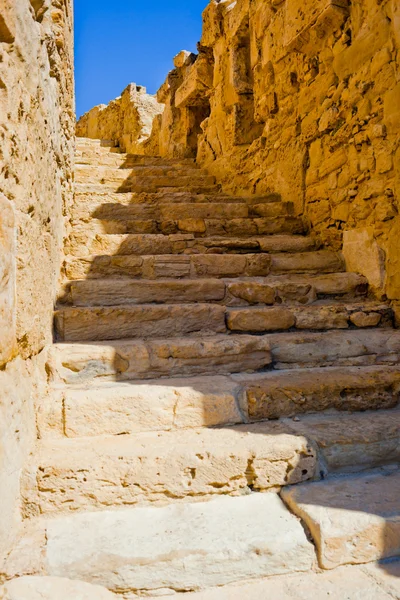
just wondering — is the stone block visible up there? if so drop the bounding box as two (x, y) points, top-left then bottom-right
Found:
(284, 1), (349, 52)
(0, 576), (116, 599)
(43, 495), (315, 593)
(282, 470), (400, 569)
(151, 565), (396, 599)
(342, 228), (385, 295)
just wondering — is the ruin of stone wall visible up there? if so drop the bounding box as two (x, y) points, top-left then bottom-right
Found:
(76, 83), (163, 154)
(150, 0), (400, 300)
(0, 0), (74, 563)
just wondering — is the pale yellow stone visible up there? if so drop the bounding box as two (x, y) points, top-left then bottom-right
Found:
(144, 565), (396, 599)
(76, 83), (163, 153)
(282, 470), (400, 569)
(0, 576), (116, 599)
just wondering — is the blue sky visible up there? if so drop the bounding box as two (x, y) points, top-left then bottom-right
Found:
(74, 0), (209, 118)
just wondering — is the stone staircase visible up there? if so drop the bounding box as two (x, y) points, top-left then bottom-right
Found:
(19, 138), (400, 597)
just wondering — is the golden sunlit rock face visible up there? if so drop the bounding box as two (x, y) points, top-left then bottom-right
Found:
(76, 83), (164, 154)
(0, 0), (74, 562)
(148, 0), (400, 301)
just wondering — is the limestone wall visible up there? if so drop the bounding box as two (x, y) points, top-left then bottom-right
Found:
(150, 0), (400, 300)
(76, 84), (163, 154)
(0, 0), (74, 563)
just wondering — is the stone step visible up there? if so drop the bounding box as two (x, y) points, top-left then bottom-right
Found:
(75, 165), (205, 185)
(142, 563), (400, 600)
(76, 153), (197, 168)
(226, 301), (392, 333)
(66, 233), (313, 259)
(48, 335), (272, 383)
(41, 367), (400, 438)
(76, 172), (217, 189)
(54, 301), (391, 342)
(282, 468), (400, 569)
(47, 329), (400, 384)
(69, 217), (305, 243)
(60, 272), (367, 307)
(54, 303), (227, 342)
(71, 200), (295, 222)
(76, 182), (221, 195)
(22, 423), (316, 514)
(23, 408), (400, 514)
(64, 250), (343, 280)
(72, 189), (283, 211)
(20, 495), (315, 595)
(236, 365), (400, 421)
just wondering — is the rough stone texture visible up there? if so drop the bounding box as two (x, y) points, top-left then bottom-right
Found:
(60, 376), (243, 437)
(0, 0), (74, 563)
(285, 408), (400, 473)
(0, 576), (116, 600)
(42, 495), (315, 594)
(143, 565), (398, 600)
(76, 83), (163, 153)
(48, 335), (272, 383)
(143, 0), (400, 300)
(282, 469), (400, 569)
(22, 423), (317, 514)
(239, 366), (400, 420)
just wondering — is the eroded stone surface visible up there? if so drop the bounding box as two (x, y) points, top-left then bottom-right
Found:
(239, 366), (400, 420)
(143, 565), (397, 600)
(76, 83), (163, 153)
(0, 0), (74, 562)
(282, 469), (400, 569)
(43, 495), (315, 593)
(22, 423), (317, 513)
(61, 376), (243, 437)
(0, 576), (116, 599)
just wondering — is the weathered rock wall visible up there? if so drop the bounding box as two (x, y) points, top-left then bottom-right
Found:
(0, 0), (74, 563)
(76, 83), (163, 154)
(150, 0), (400, 299)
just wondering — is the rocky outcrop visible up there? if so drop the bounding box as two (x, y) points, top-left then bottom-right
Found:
(0, 0), (74, 562)
(147, 0), (400, 301)
(76, 83), (163, 154)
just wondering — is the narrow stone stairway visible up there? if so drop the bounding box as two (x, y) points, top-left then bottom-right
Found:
(18, 138), (400, 597)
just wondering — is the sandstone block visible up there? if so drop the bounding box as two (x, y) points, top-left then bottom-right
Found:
(227, 307), (295, 332)
(23, 423), (317, 513)
(350, 311), (382, 328)
(282, 470), (400, 569)
(271, 251), (344, 274)
(227, 281), (276, 305)
(343, 229), (385, 295)
(0, 576), (116, 599)
(55, 304), (227, 342)
(48, 335), (272, 383)
(62, 376), (243, 437)
(43, 495), (315, 593)
(239, 365), (400, 420)
(153, 565), (395, 599)
(68, 279), (226, 307)
(267, 329), (400, 370)
(286, 408), (400, 473)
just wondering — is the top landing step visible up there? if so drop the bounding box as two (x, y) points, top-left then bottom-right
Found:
(76, 138), (197, 167)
